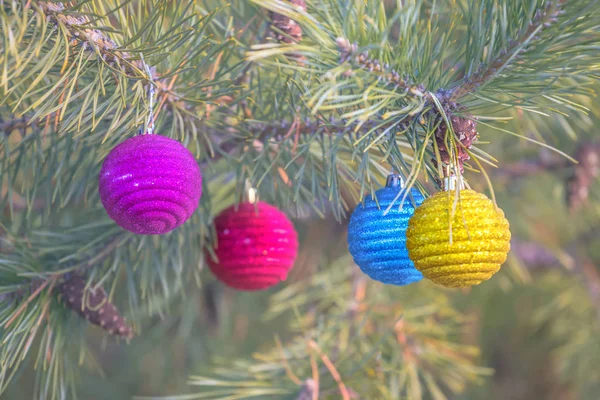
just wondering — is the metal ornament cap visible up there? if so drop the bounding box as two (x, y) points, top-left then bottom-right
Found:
(348, 184), (425, 286)
(406, 189), (511, 288)
(99, 134), (202, 235)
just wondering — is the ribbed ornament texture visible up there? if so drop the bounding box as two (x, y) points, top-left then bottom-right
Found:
(348, 187), (425, 285)
(406, 189), (511, 288)
(207, 202), (299, 291)
(99, 134), (202, 235)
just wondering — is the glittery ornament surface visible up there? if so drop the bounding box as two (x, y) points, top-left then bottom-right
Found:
(99, 134), (202, 235)
(348, 187), (425, 285)
(406, 190), (511, 288)
(207, 202), (298, 291)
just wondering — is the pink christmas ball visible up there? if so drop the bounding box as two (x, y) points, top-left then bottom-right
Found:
(207, 202), (299, 291)
(99, 134), (202, 235)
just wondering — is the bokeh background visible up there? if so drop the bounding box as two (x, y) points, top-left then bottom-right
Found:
(2, 0), (599, 399)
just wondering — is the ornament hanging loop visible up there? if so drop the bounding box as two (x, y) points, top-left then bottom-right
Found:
(140, 54), (155, 135)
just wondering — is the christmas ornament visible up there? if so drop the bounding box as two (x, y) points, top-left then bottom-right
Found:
(207, 201), (298, 291)
(406, 185), (511, 288)
(348, 175), (425, 285)
(58, 274), (134, 338)
(99, 134), (202, 235)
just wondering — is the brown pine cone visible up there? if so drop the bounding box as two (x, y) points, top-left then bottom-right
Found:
(269, 0), (306, 44)
(434, 111), (478, 174)
(58, 274), (134, 339)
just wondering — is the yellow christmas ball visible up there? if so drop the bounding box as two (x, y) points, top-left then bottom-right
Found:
(406, 189), (511, 288)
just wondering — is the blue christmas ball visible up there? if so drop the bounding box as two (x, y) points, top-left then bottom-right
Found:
(348, 184), (425, 286)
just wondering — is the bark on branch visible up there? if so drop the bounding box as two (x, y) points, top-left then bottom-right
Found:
(38, 2), (147, 77)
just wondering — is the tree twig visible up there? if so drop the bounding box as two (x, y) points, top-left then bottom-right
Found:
(37, 2), (146, 77)
(3, 278), (54, 328)
(307, 340), (351, 400)
(0, 116), (34, 135)
(336, 37), (426, 97)
(276, 336), (304, 386)
(451, 1), (565, 101)
(0, 234), (128, 303)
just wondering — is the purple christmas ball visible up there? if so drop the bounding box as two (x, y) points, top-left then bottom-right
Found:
(99, 134), (202, 235)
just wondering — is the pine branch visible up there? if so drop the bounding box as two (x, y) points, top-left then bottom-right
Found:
(233, 117), (398, 143)
(336, 38), (427, 97)
(0, 229), (133, 396)
(0, 116), (33, 135)
(451, 0), (566, 101)
(35, 1), (189, 114)
(0, 233), (126, 301)
(37, 1), (148, 78)
(2, 1), (233, 149)
(184, 255), (490, 400)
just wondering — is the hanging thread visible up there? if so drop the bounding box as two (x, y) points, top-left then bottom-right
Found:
(140, 54), (155, 135)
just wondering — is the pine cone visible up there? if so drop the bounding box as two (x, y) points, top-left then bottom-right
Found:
(434, 110), (478, 174)
(58, 274), (134, 339)
(269, 0), (306, 44)
(567, 143), (600, 212)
